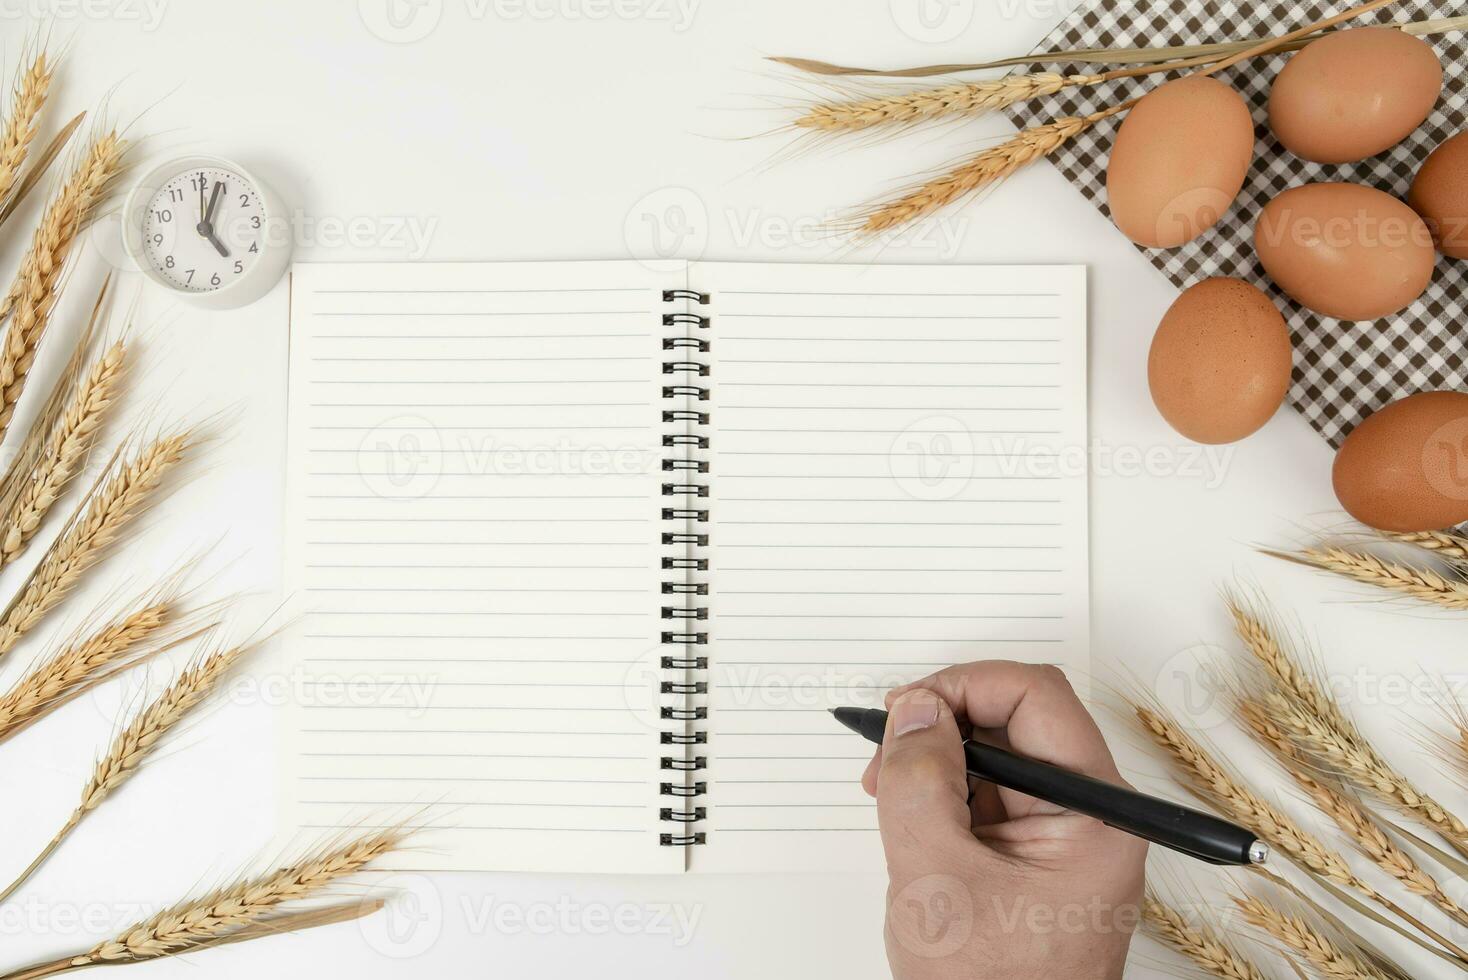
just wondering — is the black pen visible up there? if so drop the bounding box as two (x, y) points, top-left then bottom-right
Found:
(832, 706), (1268, 867)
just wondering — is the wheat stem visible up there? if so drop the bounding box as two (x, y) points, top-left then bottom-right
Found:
(0, 339), (126, 567)
(771, 15), (1468, 76)
(0, 430), (192, 661)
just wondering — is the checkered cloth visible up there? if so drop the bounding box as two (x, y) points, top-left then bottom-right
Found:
(1003, 0), (1468, 448)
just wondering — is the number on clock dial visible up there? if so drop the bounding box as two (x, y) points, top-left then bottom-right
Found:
(142, 168), (266, 292)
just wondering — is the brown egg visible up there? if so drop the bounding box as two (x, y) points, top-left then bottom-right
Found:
(1254, 183), (1436, 321)
(1147, 277), (1293, 444)
(1409, 131), (1468, 259)
(1107, 76), (1254, 248)
(1333, 391), (1468, 532)
(1269, 27), (1442, 164)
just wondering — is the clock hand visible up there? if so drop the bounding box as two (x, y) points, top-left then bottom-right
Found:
(195, 174), (210, 239)
(205, 180), (225, 224)
(197, 180), (229, 256)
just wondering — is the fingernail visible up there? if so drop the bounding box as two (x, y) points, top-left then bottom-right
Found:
(891, 689), (940, 736)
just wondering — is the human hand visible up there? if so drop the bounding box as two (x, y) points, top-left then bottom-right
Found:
(862, 661), (1148, 980)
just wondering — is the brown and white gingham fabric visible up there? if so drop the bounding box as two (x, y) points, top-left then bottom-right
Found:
(1003, 0), (1468, 448)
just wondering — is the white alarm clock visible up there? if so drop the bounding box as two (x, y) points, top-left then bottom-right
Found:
(122, 156), (291, 309)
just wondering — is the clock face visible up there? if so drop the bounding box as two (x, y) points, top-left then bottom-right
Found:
(140, 167), (267, 293)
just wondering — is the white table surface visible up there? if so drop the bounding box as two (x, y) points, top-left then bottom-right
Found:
(1, 1), (1463, 977)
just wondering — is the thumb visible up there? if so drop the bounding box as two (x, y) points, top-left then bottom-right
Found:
(877, 689), (974, 867)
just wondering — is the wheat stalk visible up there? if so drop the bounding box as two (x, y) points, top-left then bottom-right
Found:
(0, 50), (52, 210)
(0, 831), (402, 979)
(0, 129), (126, 443)
(0, 639), (252, 904)
(771, 15), (1468, 76)
(0, 597), (173, 744)
(1263, 546), (1468, 610)
(1239, 700), (1468, 931)
(0, 339), (126, 567)
(0, 430), (192, 661)
(1235, 895), (1393, 980)
(1142, 894), (1270, 980)
(794, 72), (1104, 132)
(1391, 530), (1468, 563)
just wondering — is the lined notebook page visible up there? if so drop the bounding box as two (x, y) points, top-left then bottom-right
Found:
(692, 263), (1088, 874)
(281, 261), (684, 873)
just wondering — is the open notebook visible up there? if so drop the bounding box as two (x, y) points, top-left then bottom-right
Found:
(279, 260), (1088, 873)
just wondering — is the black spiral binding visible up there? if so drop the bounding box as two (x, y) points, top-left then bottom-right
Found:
(658, 287), (711, 849)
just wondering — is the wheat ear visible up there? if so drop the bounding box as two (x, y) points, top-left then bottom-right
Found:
(92, 829), (401, 961)
(857, 105), (1128, 235)
(1129, 700), (1468, 961)
(795, 72), (1105, 132)
(1230, 598), (1468, 854)
(0, 831), (401, 979)
(799, 0), (1405, 134)
(0, 597), (173, 744)
(1264, 546), (1468, 610)
(0, 639), (252, 905)
(0, 431), (192, 661)
(1390, 530), (1468, 563)
(1228, 597), (1356, 737)
(1132, 703), (1381, 901)
(0, 273), (111, 519)
(0, 339), (126, 567)
(1142, 895), (1269, 980)
(1239, 700), (1468, 932)
(0, 50), (51, 209)
(849, 0), (1395, 231)
(1235, 895), (1393, 980)
(1262, 690), (1468, 858)
(0, 129), (126, 442)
